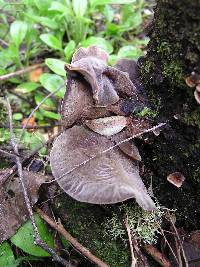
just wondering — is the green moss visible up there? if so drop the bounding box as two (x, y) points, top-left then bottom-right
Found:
(183, 108), (200, 128)
(53, 195), (130, 267)
(162, 61), (183, 85)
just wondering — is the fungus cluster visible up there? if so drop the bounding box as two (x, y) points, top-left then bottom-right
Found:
(50, 46), (156, 210)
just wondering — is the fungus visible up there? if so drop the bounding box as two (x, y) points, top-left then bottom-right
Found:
(167, 172), (185, 188)
(50, 125), (155, 210)
(85, 116), (127, 136)
(64, 46), (138, 107)
(51, 45), (157, 211)
(194, 90), (200, 104)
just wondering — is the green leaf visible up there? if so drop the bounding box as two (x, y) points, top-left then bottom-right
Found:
(45, 58), (66, 76)
(35, 93), (56, 109)
(16, 82), (40, 93)
(64, 40), (76, 62)
(0, 242), (15, 267)
(34, 0), (52, 12)
(90, 0), (136, 7)
(13, 113), (23, 121)
(40, 109), (61, 120)
(81, 37), (113, 54)
(25, 13), (59, 29)
(72, 0), (88, 16)
(40, 34), (62, 51)
(11, 214), (54, 257)
(117, 45), (143, 59)
(49, 1), (72, 15)
(39, 73), (65, 98)
(10, 21), (28, 47)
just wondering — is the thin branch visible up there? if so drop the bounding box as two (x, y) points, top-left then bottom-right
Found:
(0, 132), (61, 186)
(0, 123), (63, 129)
(167, 214), (188, 267)
(125, 217), (137, 267)
(159, 227), (179, 265)
(52, 123), (166, 183)
(0, 64), (43, 81)
(36, 208), (110, 267)
(5, 96), (70, 266)
(0, 148), (16, 158)
(17, 83), (65, 145)
(5, 97), (69, 265)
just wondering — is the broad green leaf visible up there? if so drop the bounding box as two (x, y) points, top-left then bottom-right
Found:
(81, 37), (113, 54)
(16, 82), (40, 93)
(25, 13), (59, 29)
(40, 109), (61, 120)
(10, 21), (28, 47)
(45, 58), (66, 76)
(21, 131), (46, 153)
(90, 0), (136, 7)
(39, 73), (65, 98)
(117, 45), (143, 59)
(49, 1), (72, 15)
(35, 93), (56, 109)
(64, 40), (76, 62)
(13, 113), (23, 121)
(40, 34), (62, 51)
(72, 0), (88, 16)
(0, 242), (15, 267)
(11, 214), (54, 257)
(34, 0), (52, 12)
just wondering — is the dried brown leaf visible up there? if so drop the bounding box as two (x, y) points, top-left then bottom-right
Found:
(0, 170), (49, 243)
(50, 125), (155, 210)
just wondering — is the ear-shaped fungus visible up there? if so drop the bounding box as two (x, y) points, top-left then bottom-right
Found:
(50, 125), (155, 211)
(65, 46), (138, 107)
(61, 76), (110, 127)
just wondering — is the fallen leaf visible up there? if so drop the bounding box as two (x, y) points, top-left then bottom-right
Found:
(85, 116), (127, 136)
(29, 67), (43, 82)
(50, 125), (155, 210)
(0, 170), (49, 243)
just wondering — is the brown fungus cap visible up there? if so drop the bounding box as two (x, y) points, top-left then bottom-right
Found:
(64, 46), (138, 107)
(50, 125), (155, 210)
(61, 75), (111, 127)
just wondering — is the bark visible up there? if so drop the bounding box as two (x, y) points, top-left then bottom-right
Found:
(140, 0), (200, 229)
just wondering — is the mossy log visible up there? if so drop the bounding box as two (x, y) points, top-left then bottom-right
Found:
(53, 1), (200, 266)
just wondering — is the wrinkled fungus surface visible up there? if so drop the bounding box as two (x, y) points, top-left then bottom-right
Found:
(51, 46), (157, 210)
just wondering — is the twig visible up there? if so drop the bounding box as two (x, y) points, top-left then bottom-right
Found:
(53, 123), (166, 183)
(0, 132), (61, 186)
(167, 214), (188, 267)
(36, 207), (110, 267)
(5, 96), (70, 266)
(125, 217), (137, 267)
(143, 245), (171, 267)
(159, 227), (179, 265)
(0, 148), (16, 158)
(17, 83), (65, 145)
(0, 38), (8, 47)
(0, 123), (63, 130)
(0, 63), (43, 81)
